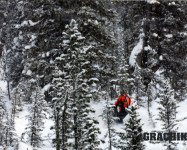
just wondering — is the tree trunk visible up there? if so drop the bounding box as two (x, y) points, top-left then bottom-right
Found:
(7, 81), (11, 100)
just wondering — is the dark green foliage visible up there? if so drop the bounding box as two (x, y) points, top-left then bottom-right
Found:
(50, 19), (101, 150)
(156, 71), (178, 150)
(24, 82), (47, 147)
(117, 102), (145, 150)
(125, 104), (144, 150)
(0, 0), (186, 149)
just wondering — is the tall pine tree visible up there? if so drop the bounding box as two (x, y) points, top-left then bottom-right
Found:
(25, 84), (46, 147)
(156, 69), (178, 150)
(118, 101), (145, 150)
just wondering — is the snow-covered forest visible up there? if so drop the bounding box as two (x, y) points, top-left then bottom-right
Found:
(0, 0), (186, 150)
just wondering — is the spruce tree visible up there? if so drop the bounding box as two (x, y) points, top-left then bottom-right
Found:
(62, 19), (101, 150)
(146, 79), (156, 127)
(50, 19), (101, 150)
(25, 85), (46, 147)
(102, 91), (118, 150)
(0, 88), (17, 147)
(118, 55), (133, 93)
(73, 70), (101, 150)
(156, 70), (178, 150)
(132, 66), (147, 107)
(118, 101), (145, 150)
(76, 0), (117, 94)
(50, 65), (73, 150)
(0, 87), (6, 146)
(11, 82), (25, 122)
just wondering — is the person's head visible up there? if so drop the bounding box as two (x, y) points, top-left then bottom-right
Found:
(120, 89), (126, 95)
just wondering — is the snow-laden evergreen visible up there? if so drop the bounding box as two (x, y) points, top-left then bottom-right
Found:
(102, 92), (118, 150)
(50, 65), (73, 150)
(117, 101), (145, 150)
(0, 0), (186, 150)
(156, 70), (178, 150)
(50, 19), (102, 150)
(24, 85), (47, 147)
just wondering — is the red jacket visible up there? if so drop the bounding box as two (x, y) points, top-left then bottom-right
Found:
(114, 94), (131, 108)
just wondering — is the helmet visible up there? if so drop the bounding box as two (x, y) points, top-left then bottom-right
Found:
(120, 89), (126, 95)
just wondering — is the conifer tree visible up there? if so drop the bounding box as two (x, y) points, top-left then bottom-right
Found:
(25, 85), (46, 147)
(76, 0), (117, 94)
(102, 91), (118, 150)
(146, 79), (156, 127)
(0, 0), (25, 101)
(4, 116), (17, 147)
(0, 88), (17, 147)
(50, 19), (101, 150)
(118, 101), (145, 150)
(0, 87), (6, 146)
(62, 19), (101, 150)
(156, 70), (178, 150)
(50, 65), (73, 150)
(158, 1), (187, 103)
(118, 55), (133, 93)
(11, 82), (25, 122)
(133, 66), (147, 107)
(73, 70), (101, 150)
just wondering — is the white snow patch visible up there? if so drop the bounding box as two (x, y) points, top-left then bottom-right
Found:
(40, 109), (55, 150)
(28, 20), (39, 26)
(42, 83), (51, 93)
(129, 33), (144, 67)
(42, 53), (45, 58)
(159, 55), (163, 60)
(145, 142), (165, 150)
(25, 45), (32, 50)
(169, 2), (176, 5)
(31, 35), (37, 41)
(15, 105), (29, 138)
(18, 142), (33, 150)
(153, 33), (158, 37)
(26, 70), (32, 76)
(94, 20), (99, 25)
(177, 100), (187, 132)
(180, 32), (187, 37)
(165, 34), (173, 38)
(90, 100), (109, 149)
(19, 34), (23, 40)
(147, 0), (160, 4)
(15, 20), (39, 29)
(46, 52), (50, 57)
(21, 20), (28, 26)
(0, 80), (7, 92)
(77, 36), (85, 41)
(82, 45), (93, 53)
(13, 37), (19, 46)
(144, 45), (152, 51)
(63, 40), (70, 44)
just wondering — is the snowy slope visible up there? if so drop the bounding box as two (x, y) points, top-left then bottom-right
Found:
(91, 96), (187, 150)
(1, 79), (187, 150)
(14, 104), (54, 150)
(0, 80), (54, 150)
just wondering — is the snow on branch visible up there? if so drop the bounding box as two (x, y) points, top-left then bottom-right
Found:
(129, 33), (144, 67)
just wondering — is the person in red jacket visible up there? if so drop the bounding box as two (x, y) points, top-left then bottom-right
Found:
(114, 90), (131, 123)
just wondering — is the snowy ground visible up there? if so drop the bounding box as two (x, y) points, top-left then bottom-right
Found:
(14, 104), (54, 150)
(0, 79), (187, 150)
(91, 96), (187, 150)
(0, 80), (54, 150)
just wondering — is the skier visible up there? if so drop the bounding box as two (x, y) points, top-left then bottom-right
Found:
(114, 90), (131, 123)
